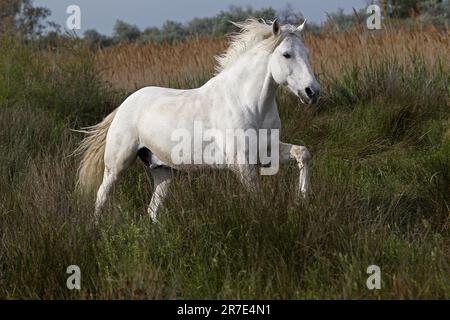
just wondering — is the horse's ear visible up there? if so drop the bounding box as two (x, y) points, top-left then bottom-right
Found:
(272, 19), (280, 35)
(297, 19), (307, 32)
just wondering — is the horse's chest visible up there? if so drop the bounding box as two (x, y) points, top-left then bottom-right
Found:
(229, 105), (281, 131)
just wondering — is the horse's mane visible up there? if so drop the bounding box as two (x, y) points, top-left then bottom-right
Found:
(215, 19), (283, 73)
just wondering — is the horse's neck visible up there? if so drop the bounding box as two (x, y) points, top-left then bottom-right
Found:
(219, 47), (278, 119)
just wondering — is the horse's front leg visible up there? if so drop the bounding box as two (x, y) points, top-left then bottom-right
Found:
(280, 142), (312, 199)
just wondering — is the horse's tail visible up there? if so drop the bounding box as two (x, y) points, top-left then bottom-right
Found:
(74, 108), (119, 194)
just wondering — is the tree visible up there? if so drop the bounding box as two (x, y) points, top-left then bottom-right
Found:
(185, 5), (278, 37)
(418, 0), (450, 27)
(187, 17), (215, 37)
(140, 27), (161, 43)
(0, 0), (53, 38)
(161, 20), (187, 42)
(388, 0), (420, 18)
(0, 0), (20, 33)
(278, 3), (304, 25)
(84, 28), (112, 48)
(213, 5), (277, 34)
(113, 20), (140, 43)
(323, 8), (361, 32)
(381, 0), (449, 26)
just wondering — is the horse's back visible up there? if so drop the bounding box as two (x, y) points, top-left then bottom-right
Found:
(104, 87), (176, 157)
(106, 86), (203, 167)
(112, 85), (194, 124)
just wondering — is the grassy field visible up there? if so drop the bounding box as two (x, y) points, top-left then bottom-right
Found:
(0, 25), (449, 299)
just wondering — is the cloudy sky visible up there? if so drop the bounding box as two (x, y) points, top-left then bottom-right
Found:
(35, 0), (367, 35)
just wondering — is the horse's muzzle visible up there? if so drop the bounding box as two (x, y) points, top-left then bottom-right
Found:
(299, 87), (320, 105)
(304, 86), (320, 104)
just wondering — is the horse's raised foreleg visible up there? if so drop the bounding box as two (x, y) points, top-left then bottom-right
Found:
(148, 167), (173, 223)
(280, 142), (312, 199)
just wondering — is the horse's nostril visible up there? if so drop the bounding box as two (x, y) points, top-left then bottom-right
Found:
(305, 87), (315, 98)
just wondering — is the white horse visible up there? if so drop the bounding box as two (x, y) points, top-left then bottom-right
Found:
(76, 19), (320, 222)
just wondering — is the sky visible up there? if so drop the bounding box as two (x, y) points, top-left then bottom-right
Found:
(34, 0), (367, 36)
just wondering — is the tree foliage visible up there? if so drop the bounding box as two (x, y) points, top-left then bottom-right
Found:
(86, 6), (280, 45)
(1, 1), (447, 46)
(113, 20), (141, 43)
(0, 0), (54, 38)
(418, 0), (450, 26)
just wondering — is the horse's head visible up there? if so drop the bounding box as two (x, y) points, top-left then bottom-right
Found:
(269, 20), (320, 105)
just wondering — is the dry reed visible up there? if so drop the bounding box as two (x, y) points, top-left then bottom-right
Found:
(97, 26), (450, 92)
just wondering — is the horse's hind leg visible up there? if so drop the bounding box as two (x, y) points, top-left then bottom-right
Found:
(94, 137), (138, 220)
(94, 167), (119, 219)
(147, 167), (173, 223)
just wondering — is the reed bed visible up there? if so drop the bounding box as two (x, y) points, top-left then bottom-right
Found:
(96, 37), (227, 91)
(97, 26), (450, 92)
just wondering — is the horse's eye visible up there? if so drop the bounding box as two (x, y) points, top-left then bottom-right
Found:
(283, 53), (291, 59)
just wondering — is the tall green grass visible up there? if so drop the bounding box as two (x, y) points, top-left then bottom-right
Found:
(0, 35), (119, 123)
(0, 34), (449, 299)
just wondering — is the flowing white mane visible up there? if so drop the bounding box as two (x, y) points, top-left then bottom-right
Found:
(215, 19), (284, 73)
